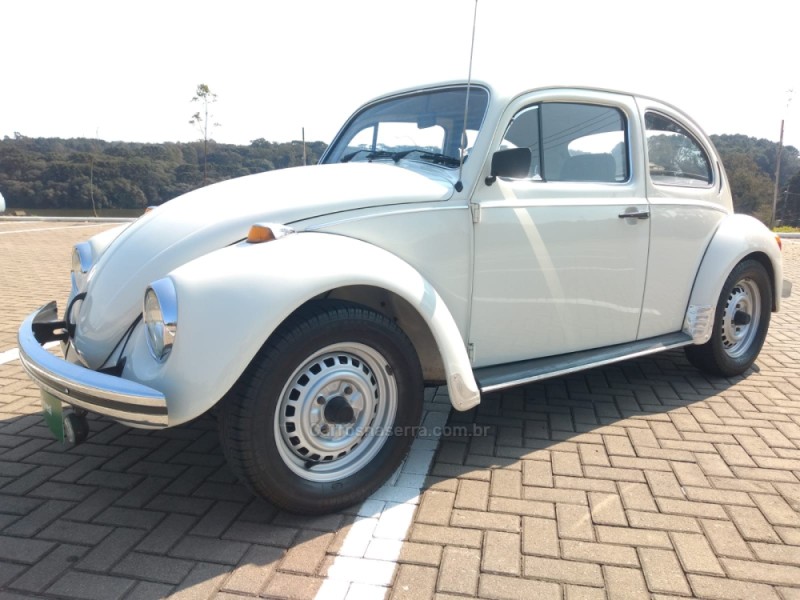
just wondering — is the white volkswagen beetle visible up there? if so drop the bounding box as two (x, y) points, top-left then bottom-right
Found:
(19, 81), (791, 513)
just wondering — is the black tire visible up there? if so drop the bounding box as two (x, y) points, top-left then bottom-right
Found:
(219, 300), (423, 514)
(64, 412), (89, 444)
(685, 259), (772, 377)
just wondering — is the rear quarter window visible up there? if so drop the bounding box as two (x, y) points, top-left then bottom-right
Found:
(646, 112), (712, 188)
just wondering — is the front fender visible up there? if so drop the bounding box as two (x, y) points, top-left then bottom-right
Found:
(123, 232), (480, 426)
(684, 214), (783, 344)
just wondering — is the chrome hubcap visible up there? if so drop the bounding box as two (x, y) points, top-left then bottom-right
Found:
(720, 277), (760, 359)
(275, 342), (397, 482)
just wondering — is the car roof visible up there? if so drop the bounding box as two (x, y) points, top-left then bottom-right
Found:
(357, 78), (709, 143)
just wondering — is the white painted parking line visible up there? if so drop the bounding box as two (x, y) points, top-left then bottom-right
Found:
(0, 342), (59, 365)
(316, 390), (451, 600)
(0, 348), (19, 365)
(0, 223), (115, 235)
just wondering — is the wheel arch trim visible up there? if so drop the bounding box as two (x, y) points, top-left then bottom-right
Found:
(684, 214), (782, 344)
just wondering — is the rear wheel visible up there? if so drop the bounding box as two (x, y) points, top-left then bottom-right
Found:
(685, 259), (772, 377)
(219, 301), (423, 514)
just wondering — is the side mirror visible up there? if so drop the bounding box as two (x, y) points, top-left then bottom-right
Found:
(486, 148), (531, 185)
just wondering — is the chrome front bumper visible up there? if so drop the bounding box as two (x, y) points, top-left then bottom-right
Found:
(18, 302), (169, 428)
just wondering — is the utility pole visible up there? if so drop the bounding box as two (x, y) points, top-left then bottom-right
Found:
(771, 90), (793, 229)
(771, 119), (784, 229)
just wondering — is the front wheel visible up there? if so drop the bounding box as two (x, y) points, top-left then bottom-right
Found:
(685, 259), (772, 377)
(219, 301), (423, 514)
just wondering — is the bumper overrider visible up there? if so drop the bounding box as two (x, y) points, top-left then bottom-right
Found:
(18, 301), (169, 428)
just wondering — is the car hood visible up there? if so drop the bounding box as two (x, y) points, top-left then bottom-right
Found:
(75, 162), (453, 367)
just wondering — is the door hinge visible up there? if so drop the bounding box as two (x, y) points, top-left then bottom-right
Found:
(470, 203), (481, 224)
(467, 343), (475, 362)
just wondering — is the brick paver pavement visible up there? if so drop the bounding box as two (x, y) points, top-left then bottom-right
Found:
(0, 221), (798, 599)
(400, 240), (800, 600)
(0, 222), (124, 351)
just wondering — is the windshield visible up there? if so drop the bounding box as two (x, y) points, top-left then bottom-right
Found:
(322, 86), (490, 170)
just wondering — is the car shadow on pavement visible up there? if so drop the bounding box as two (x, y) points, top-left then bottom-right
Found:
(432, 349), (747, 472)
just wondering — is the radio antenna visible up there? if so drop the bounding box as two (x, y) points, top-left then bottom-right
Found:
(455, 0), (479, 193)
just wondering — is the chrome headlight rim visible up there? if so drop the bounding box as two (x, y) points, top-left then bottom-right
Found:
(71, 242), (93, 291)
(143, 278), (178, 362)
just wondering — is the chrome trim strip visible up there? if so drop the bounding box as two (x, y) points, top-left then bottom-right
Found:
(477, 333), (693, 394)
(18, 304), (169, 428)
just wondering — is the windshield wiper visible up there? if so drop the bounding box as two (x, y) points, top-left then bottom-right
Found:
(416, 151), (461, 167)
(389, 149), (461, 167)
(341, 148), (461, 167)
(341, 149), (399, 163)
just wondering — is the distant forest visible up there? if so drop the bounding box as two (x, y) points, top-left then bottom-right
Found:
(1, 133), (799, 226)
(0, 135), (327, 213)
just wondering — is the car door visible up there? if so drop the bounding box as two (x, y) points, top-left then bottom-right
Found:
(468, 91), (650, 367)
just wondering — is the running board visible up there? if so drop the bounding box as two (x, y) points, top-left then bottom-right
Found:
(475, 332), (693, 393)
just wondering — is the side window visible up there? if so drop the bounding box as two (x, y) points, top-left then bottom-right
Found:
(500, 103), (628, 182)
(542, 103), (628, 183)
(645, 112), (712, 187)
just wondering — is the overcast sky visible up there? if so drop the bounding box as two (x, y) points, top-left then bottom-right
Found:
(2, 0), (797, 150)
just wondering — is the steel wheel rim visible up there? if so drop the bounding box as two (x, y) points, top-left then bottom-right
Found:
(720, 277), (761, 359)
(274, 342), (397, 482)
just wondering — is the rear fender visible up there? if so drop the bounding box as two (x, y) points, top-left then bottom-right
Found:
(683, 214), (782, 344)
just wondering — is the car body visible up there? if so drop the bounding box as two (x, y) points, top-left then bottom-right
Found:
(19, 81), (791, 513)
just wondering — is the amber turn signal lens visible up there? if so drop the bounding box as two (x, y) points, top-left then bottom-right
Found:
(247, 225), (276, 244)
(775, 235), (782, 251)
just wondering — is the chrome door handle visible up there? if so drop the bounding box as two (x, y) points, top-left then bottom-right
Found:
(618, 209), (649, 219)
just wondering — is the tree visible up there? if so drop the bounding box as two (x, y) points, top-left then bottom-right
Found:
(782, 170), (800, 226)
(711, 135), (800, 227)
(190, 83), (220, 186)
(722, 153), (774, 223)
(712, 135), (799, 189)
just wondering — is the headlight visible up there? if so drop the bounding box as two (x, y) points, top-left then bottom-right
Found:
(143, 278), (178, 362)
(71, 242), (93, 291)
